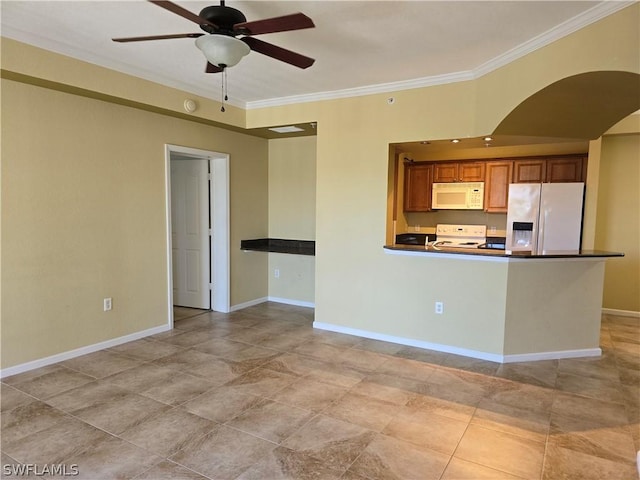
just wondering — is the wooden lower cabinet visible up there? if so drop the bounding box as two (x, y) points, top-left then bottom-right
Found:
(484, 161), (513, 213)
(404, 163), (432, 211)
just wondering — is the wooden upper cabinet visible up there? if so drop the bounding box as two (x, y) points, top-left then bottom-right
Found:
(484, 161), (513, 213)
(459, 162), (485, 182)
(403, 163), (433, 212)
(433, 163), (458, 183)
(433, 162), (485, 182)
(513, 159), (546, 183)
(546, 156), (585, 182)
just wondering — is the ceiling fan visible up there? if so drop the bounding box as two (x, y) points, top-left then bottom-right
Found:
(112, 0), (316, 73)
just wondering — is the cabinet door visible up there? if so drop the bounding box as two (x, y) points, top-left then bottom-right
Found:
(513, 159), (546, 183)
(459, 162), (485, 182)
(484, 161), (513, 213)
(546, 156), (584, 182)
(433, 163), (458, 183)
(404, 164), (432, 211)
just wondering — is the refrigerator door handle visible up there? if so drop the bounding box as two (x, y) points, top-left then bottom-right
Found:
(537, 210), (546, 254)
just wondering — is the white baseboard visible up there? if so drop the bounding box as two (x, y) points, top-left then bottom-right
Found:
(0, 324), (172, 379)
(230, 296), (315, 311)
(268, 296), (315, 308)
(602, 308), (640, 319)
(229, 297), (269, 312)
(313, 322), (601, 364)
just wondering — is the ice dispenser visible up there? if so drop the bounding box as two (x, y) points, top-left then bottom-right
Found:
(508, 222), (535, 252)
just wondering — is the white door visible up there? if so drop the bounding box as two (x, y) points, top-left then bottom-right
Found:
(171, 159), (210, 308)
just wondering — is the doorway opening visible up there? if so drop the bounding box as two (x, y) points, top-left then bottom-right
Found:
(165, 145), (230, 327)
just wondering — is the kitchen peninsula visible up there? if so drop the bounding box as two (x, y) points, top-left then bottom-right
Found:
(377, 244), (623, 363)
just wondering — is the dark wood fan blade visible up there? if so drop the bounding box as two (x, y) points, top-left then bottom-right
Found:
(234, 13), (314, 35)
(206, 62), (224, 73)
(241, 37), (314, 69)
(148, 0), (218, 29)
(112, 33), (203, 42)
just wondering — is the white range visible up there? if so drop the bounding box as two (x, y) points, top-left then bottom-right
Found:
(435, 224), (487, 248)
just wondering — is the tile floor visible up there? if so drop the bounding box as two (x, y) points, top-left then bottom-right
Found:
(1, 302), (638, 479)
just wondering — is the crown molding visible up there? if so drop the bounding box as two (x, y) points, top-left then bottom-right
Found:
(245, 1), (635, 110)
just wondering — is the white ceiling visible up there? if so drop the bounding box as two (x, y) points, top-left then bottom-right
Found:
(1, 1), (631, 109)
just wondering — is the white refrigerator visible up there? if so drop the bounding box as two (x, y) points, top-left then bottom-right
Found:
(505, 182), (585, 254)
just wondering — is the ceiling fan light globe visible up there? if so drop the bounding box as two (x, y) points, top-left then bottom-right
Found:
(195, 35), (250, 68)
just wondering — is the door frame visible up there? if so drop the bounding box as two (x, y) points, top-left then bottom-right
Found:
(164, 144), (230, 327)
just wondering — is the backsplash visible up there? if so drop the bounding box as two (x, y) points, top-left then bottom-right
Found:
(402, 211), (507, 236)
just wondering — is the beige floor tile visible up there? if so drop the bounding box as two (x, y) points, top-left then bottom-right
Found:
(64, 435), (162, 479)
(2, 416), (112, 465)
(471, 397), (551, 443)
(555, 371), (624, 403)
(375, 356), (438, 383)
(382, 405), (469, 455)
(293, 340), (349, 361)
(551, 391), (629, 428)
(441, 457), (527, 479)
(454, 424), (545, 479)
(133, 460), (210, 479)
(169, 424), (275, 479)
(4, 366), (94, 400)
(270, 377), (347, 412)
(261, 352), (327, 377)
(282, 414), (376, 471)
(181, 385), (263, 423)
(405, 391), (477, 423)
(107, 338), (184, 361)
(236, 446), (344, 480)
(2, 304), (637, 480)
(542, 443), (638, 480)
(153, 349), (244, 383)
(324, 392), (400, 431)
(224, 367), (296, 397)
(336, 348), (390, 372)
(549, 412), (637, 466)
(139, 372), (217, 406)
(47, 382), (170, 435)
(60, 349), (142, 378)
(348, 433), (450, 480)
(120, 407), (216, 457)
(1, 400), (70, 445)
(302, 362), (367, 388)
(352, 338), (405, 356)
(496, 360), (559, 389)
(349, 376), (416, 405)
(1, 384), (36, 413)
(226, 399), (314, 443)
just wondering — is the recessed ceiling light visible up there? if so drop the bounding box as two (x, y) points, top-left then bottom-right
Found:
(484, 136), (493, 142)
(451, 139), (460, 143)
(269, 126), (304, 133)
(420, 141), (430, 145)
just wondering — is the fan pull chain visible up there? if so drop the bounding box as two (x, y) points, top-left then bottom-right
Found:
(220, 68), (230, 113)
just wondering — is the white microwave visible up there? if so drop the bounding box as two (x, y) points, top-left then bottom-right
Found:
(431, 182), (484, 210)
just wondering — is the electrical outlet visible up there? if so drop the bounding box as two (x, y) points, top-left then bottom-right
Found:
(435, 301), (444, 314)
(274, 269), (280, 278)
(103, 298), (112, 312)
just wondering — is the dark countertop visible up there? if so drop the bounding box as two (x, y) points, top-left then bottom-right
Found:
(384, 244), (624, 259)
(241, 238), (315, 256)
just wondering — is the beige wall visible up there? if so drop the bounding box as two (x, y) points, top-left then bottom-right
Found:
(1, 79), (268, 369)
(1, 4), (638, 370)
(596, 132), (640, 312)
(267, 136), (316, 304)
(245, 4), (639, 342)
